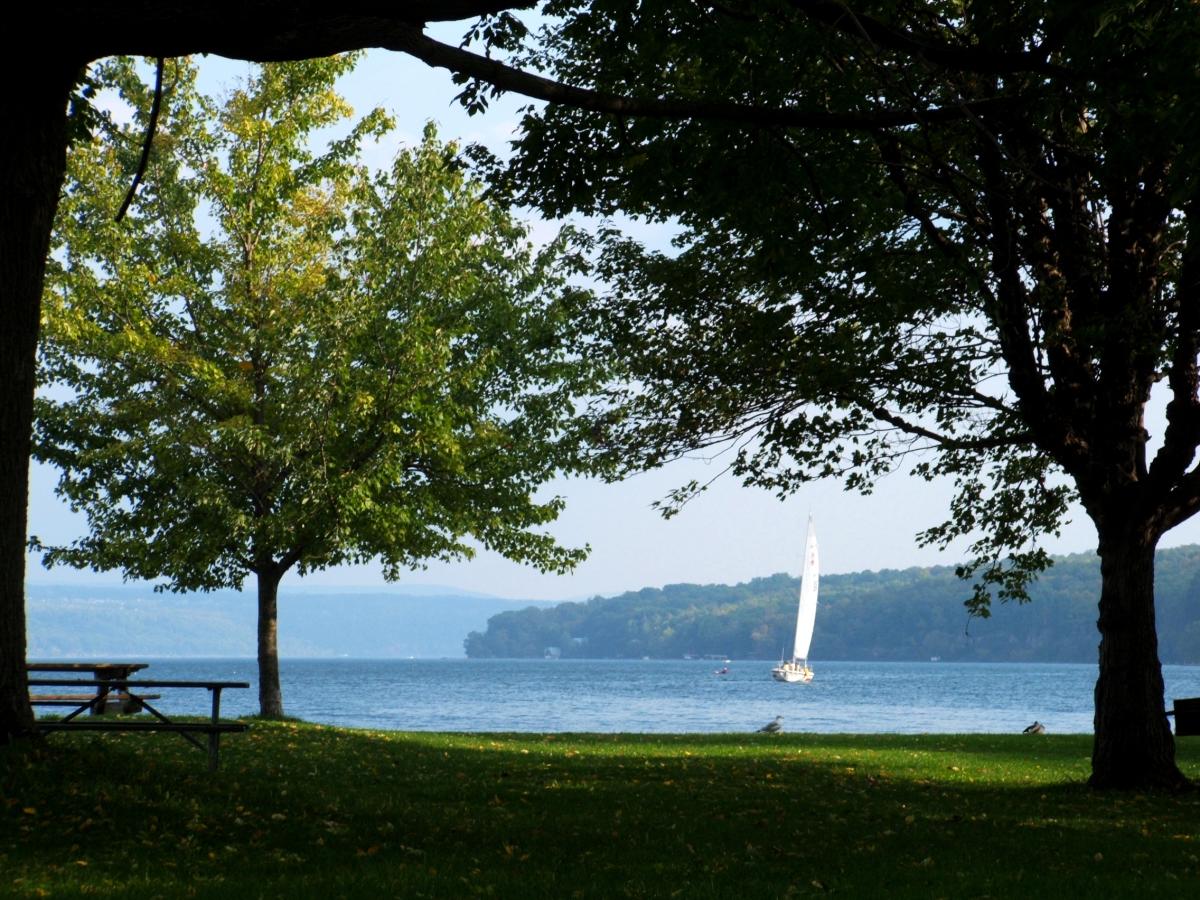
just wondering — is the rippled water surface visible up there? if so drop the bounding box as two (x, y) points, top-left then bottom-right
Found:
(120, 658), (1200, 735)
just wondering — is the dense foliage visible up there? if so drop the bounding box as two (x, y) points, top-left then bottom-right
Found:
(433, 0), (1200, 787)
(458, 0), (1200, 605)
(34, 57), (601, 716)
(466, 545), (1200, 663)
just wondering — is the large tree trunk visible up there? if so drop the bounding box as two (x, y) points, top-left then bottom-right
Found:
(0, 62), (81, 743)
(256, 569), (286, 718)
(1090, 525), (1186, 789)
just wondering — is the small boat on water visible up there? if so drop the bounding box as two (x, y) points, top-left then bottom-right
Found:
(772, 517), (819, 684)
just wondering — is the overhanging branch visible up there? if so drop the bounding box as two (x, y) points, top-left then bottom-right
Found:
(64, 1), (532, 61)
(866, 404), (1030, 452)
(384, 26), (1027, 130)
(115, 57), (164, 223)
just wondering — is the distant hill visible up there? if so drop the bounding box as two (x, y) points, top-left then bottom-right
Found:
(25, 584), (554, 658)
(464, 546), (1200, 663)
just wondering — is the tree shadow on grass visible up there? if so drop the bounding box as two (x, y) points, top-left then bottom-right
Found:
(3, 726), (1199, 898)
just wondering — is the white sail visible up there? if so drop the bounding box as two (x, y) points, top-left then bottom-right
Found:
(791, 520), (819, 661)
(771, 517), (819, 683)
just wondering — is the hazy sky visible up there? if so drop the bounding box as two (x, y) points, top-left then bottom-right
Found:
(24, 45), (1200, 601)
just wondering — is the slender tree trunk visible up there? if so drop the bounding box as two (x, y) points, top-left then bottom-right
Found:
(256, 569), (286, 718)
(0, 61), (81, 743)
(1090, 524), (1186, 789)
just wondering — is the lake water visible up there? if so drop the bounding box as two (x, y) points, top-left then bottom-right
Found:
(112, 658), (1200, 735)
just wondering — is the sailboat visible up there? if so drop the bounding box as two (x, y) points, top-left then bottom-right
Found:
(772, 517), (819, 684)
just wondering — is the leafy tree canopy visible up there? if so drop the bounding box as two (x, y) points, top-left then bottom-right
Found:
(447, 0), (1200, 604)
(35, 54), (604, 714)
(2, 0), (1194, 787)
(413, 0), (1200, 788)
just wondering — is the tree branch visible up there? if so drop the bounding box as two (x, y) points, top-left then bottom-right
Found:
(865, 403), (1030, 452)
(973, 121), (1080, 470)
(115, 57), (164, 223)
(1159, 461), (1200, 534)
(63, 1), (531, 60)
(383, 26), (1027, 130)
(1149, 199), (1200, 495)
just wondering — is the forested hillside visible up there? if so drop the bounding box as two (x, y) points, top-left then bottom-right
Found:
(464, 546), (1200, 663)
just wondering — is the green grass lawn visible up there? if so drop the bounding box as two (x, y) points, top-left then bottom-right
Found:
(3, 723), (1199, 898)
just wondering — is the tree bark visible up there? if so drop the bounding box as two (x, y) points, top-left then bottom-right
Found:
(1090, 524), (1187, 789)
(0, 61), (81, 743)
(256, 569), (285, 718)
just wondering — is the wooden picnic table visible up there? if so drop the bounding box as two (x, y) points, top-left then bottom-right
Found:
(28, 672), (249, 771)
(27, 661), (151, 714)
(1168, 697), (1200, 736)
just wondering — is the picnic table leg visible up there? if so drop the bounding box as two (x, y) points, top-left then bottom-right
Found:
(89, 678), (111, 716)
(89, 666), (141, 714)
(208, 687), (224, 772)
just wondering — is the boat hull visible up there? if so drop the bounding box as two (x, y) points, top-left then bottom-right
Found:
(771, 661), (813, 684)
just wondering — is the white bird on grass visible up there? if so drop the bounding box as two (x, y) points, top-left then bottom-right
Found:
(758, 715), (783, 734)
(1023, 721), (1046, 734)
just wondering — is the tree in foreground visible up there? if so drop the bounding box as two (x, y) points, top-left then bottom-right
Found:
(1, 2), (1196, 791)
(427, 0), (1200, 789)
(35, 56), (597, 717)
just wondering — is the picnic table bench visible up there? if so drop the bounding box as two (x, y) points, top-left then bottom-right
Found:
(1168, 698), (1200, 736)
(29, 676), (249, 771)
